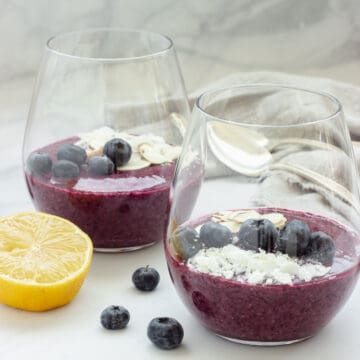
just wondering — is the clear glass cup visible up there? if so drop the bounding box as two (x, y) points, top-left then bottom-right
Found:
(166, 85), (360, 345)
(23, 28), (190, 252)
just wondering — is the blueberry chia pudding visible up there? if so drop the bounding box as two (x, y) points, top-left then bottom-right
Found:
(25, 127), (181, 251)
(166, 208), (360, 344)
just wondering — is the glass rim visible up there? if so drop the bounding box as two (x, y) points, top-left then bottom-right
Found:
(195, 84), (343, 129)
(46, 27), (174, 62)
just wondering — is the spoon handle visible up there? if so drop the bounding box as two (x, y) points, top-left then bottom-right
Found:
(270, 162), (360, 215)
(268, 138), (339, 152)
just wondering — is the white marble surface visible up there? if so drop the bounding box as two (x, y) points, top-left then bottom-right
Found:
(0, 175), (360, 360)
(1, 1), (360, 359)
(0, 77), (33, 216)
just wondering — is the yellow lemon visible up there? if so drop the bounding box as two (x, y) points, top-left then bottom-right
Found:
(0, 211), (93, 311)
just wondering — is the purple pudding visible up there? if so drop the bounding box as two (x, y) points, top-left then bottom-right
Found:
(166, 208), (360, 344)
(25, 136), (176, 251)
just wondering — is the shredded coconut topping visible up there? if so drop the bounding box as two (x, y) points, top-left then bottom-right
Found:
(187, 244), (330, 285)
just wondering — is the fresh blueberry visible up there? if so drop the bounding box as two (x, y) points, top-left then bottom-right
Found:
(52, 160), (80, 180)
(199, 221), (233, 248)
(132, 266), (160, 291)
(237, 218), (279, 252)
(57, 144), (87, 166)
(26, 152), (52, 176)
(304, 231), (335, 266)
(88, 156), (114, 176)
(172, 226), (201, 259)
(103, 138), (132, 168)
(100, 305), (130, 330)
(277, 219), (310, 257)
(147, 317), (184, 350)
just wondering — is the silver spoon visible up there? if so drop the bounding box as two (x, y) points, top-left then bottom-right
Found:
(207, 122), (360, 214)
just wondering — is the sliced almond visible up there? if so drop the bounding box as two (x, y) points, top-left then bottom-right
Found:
(117, 152), (151, 171)
(126, 134), (165, 151)
(86, 147), (103, 160)
(139, 143), (168, 164)
(262, 213), (287, 228)
(212, 210), (287, 230)
(230, 210), (261, 222)
(212, 214), (226, 222)
(158, 144), (181, 162)
(212, 210), (260, 223)
(212, 210), (233, 221)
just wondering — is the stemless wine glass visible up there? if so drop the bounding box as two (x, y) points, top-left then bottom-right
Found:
(23, 28), (190, 252)
(166, 85), (360, 345)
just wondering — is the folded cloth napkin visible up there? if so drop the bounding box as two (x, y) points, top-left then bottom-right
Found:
(190, 71), (360, 138)
(188, 71), (360, 228)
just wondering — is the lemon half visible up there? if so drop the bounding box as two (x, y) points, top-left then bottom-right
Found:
(0, 211), (93, 311)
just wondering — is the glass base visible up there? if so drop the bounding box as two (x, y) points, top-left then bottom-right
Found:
(216, 334), (311, 346)
(94, 241), (157, 253)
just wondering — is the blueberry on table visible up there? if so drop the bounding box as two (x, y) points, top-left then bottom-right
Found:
(52, 160), (80, 180)
(199, 221), (233, 248)
(237, 218), (278, 252)
(304, 231), (335, 266)
(277, 219), (310, 257)
(103, 138), (132, 168)
(132, 266), (160, 291)
(100, 305), (130, 330)
(57, 144), (87, 166)
(88, 156), (114, 176)
(26, 152), (52, 176)
(172, 226), (200, 259)
(147, 317), (184, 350)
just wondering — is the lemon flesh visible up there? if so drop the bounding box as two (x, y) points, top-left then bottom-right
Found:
(0, 211), (93, 311)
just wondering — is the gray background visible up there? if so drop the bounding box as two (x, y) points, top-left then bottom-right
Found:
(1, 0), (359, 91)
